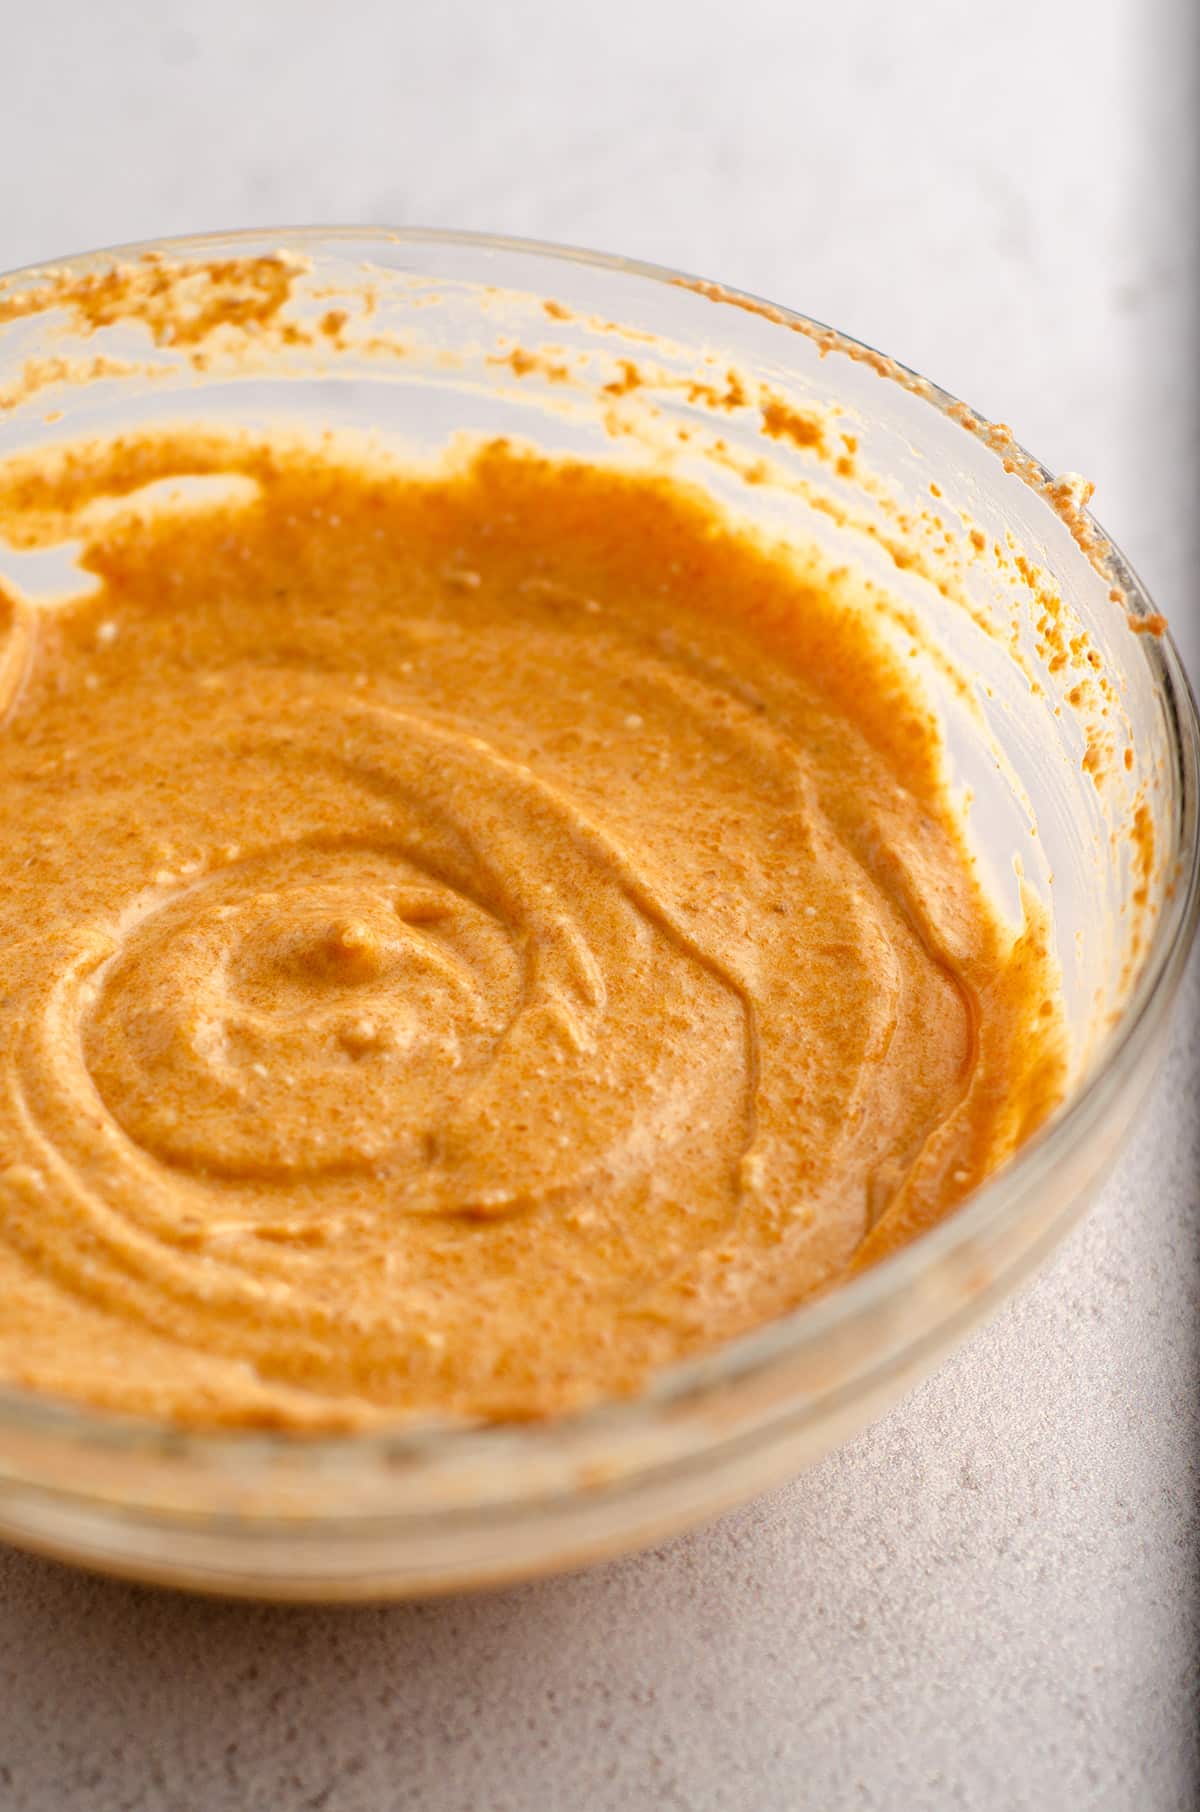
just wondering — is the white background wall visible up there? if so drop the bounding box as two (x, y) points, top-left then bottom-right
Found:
(0, 5), (1196, 1810)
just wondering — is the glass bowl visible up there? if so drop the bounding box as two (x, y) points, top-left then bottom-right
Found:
(0, 228), (1195, 1600)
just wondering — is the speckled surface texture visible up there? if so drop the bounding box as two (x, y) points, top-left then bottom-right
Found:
(0, 4), (1196, 1808)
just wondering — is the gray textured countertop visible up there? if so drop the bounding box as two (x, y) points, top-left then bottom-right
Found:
(1, 4), (1196, 1808)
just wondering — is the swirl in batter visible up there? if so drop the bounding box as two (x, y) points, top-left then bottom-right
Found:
(0, 433), (1064, 1427)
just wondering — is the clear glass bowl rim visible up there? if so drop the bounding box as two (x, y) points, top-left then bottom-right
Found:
(0, 222), (1196, 1485)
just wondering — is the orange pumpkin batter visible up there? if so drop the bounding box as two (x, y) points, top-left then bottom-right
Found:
(0, 430), (1064, 1429)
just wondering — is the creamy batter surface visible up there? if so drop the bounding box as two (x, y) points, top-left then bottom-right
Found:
(0, 431), (1064, 1428)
